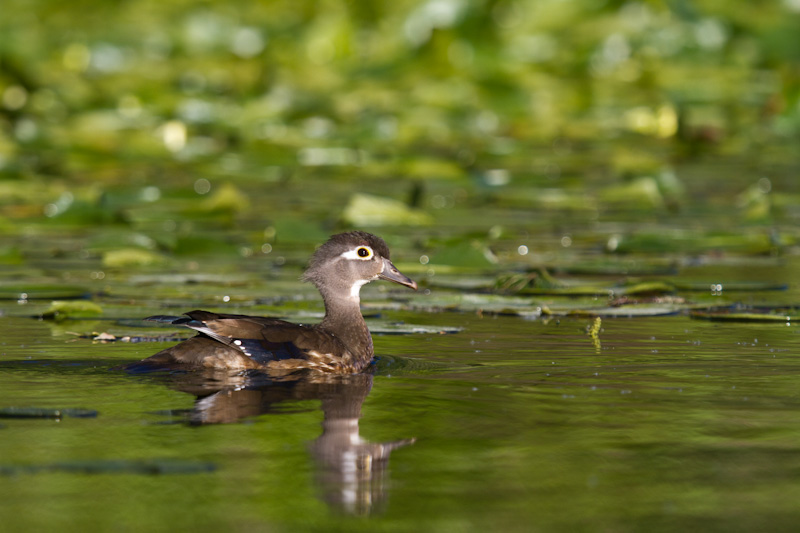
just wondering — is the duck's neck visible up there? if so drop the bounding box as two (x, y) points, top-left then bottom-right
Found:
(318, 290), (374, 360)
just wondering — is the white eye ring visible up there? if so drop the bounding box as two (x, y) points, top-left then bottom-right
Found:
(341, 246), (374, 260)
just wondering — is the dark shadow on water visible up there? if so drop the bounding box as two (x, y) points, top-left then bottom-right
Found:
(131, 365), (416, 516)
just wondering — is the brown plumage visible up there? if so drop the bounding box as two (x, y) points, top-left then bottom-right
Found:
(127, 232), (417, 375)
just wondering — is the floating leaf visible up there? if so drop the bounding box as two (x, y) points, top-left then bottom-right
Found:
(607, 231), (775, 254)
(41, 300), (103, 320)
(615, 281), (677, 296)
(0, 285), (90, 300)
(737, 182), (771, 221)
(103, 248), (167, 267)
(402, 157), (465, 180)
(341, 193), (433, 226)
(690, 308), (798, 322)
(499, 276), (676, 297)
(499, 273), (786, 298)
(199, 182), (250, 214)
(563, 305), (684, 318)
(370, 322), (463, 335)
(496, 188), (596, 211)
(600, 177), (665, 210)
(405, 293), (543, 317)
(86, 230), (159, 253)
(674, 281), (788, 292)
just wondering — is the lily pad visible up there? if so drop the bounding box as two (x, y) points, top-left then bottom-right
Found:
(341, 193), (433, 226)
(607, 230), (776, 254)
(199, 182), (250, 214)
(41, 300), (104, 320)
(674, 281), (788, 292)
(497, 274), (786, 298)
(600, 176), (666, 210)
(370, 322), (463, 335)
(690, 308), (798, 322)
(402, 157), (465, 180)
(496, 188), (596, 211)
(0, 285), (90, 300)
(561, 305), (684, 318)
(103, 248), (167, 267)
(405, 293), (543, 317)
(499, 277), (676, 297)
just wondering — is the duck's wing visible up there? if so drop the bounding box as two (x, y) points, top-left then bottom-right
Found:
(128, 310), (342, 372)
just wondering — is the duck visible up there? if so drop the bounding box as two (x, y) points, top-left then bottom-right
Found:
(127, 232), (417, 374)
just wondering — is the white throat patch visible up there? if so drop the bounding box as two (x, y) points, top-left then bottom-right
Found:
(349, 279), (370, 300)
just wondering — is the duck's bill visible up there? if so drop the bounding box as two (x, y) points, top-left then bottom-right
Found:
(379, 258), (418, 290)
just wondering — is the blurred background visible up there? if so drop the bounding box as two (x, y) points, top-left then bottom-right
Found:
(1, 0), (799, 266)
(3, 2), (800, 530)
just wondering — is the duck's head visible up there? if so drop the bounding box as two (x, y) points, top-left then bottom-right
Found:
(303, 231), (417, 301)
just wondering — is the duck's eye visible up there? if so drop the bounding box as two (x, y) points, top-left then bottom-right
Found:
(341, 246), (375, 260)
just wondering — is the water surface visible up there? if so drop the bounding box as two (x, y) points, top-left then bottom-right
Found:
(2, 260), (800, 531)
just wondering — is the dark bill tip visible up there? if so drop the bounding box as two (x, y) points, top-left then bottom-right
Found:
(379, 258), (418, 290)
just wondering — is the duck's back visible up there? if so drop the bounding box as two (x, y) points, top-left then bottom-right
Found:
(127, 310), (353, 373)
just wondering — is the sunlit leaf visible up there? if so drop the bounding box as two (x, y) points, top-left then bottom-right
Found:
(41, 300), (104, 320)
(103, 248), (168, 267)
(198, 183), (250, 214)
(341, 193), (433, 226)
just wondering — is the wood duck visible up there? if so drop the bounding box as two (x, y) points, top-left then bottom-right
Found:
(126, 232), (417, 374)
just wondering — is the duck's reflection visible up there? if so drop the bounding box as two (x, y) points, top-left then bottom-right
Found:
(150, 369), (415, 515)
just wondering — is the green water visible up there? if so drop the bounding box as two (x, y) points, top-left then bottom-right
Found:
(2, 259), (800, 531)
